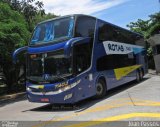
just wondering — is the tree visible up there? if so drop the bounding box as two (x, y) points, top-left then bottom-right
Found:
(127, 12), (160, 69)
(127, 12), (160, 38)
(3, 0), (46, 31)
(148, 13), (160, 36)
(0, 2), (30, 92)
(21, 0), (45, 31)
(0, 0), (57, 93)
(149, 12), (160, 25)
(126, 19), (151, 38)
(34, 13), (57, 25)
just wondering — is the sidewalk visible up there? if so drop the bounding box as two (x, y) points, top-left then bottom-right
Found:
(0, 92), (26, 102)
(148, 69), (160, 76)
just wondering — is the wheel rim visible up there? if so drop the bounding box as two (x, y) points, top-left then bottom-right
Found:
(136, 71), (140, 81)
(140, 71), (143, 79)
(96, 83), (103, 95)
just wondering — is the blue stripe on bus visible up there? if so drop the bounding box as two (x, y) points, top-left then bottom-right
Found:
(133, 47), (145, 54)
(28, 41), (67, 54)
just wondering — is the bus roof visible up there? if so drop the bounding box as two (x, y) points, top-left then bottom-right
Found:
(38, 14), (96, 24)
(38, 14), (143, 38)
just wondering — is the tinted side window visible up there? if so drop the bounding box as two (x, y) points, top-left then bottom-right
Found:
(73, 42), (92, 74)
(75, 16), (96, 38)
(98, 21), (136, 45)
(98, 22), (117, 42)
(96, 54), (136, 71)
(115, 29), (128, 44)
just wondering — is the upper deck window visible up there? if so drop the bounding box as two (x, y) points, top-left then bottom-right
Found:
(30, 17), (74, 45)
(98, 21), (137, 45)
(75, 16), (96, 38)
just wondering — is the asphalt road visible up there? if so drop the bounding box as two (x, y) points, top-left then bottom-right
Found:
(0, 71), (160, 127)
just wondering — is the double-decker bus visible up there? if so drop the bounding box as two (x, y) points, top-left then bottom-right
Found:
(13, 14), (148, 104)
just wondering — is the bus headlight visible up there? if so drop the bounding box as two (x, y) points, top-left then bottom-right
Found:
(27, 87), (31, 92)
(58, 85), (72, 93)
(57, 79), (81, 93)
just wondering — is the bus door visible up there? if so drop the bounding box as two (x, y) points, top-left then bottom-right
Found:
(73, 39), (93, 100)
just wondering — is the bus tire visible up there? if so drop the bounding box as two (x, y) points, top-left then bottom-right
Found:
(136, 70), (140, 83)
(95, 79), (106, 99)
(140, 69), (144, 81)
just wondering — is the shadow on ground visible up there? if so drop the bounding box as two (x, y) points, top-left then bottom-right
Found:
(25, 77), (149, 113)
(0, 94), (26, 107)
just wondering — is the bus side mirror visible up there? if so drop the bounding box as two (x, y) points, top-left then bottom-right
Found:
(13, 46), (28, 64)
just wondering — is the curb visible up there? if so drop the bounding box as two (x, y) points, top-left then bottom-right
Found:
(0, 92), (26, 102)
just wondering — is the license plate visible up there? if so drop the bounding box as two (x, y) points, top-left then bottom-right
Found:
(41, 98), (49, 102)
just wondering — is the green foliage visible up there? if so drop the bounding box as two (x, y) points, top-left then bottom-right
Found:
(21, 0), (45, 31)
(127, 12), (160, 69)
(148, 23), (160, 36)
(149, 12), (160, 25)
(0, 2), (30, 92)
(126, 19), (151, 38)
(127, 12), (160, 38)
(2, 0), (46, 31)
(33, 13), (57, 26)
(0, 2), (30, 59)
(0, 0), (58, 93)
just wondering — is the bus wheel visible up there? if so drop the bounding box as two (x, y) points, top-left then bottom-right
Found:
(140, 69), (144, 81)
(95, 79), (106, 98)
(136, 70), (140, 82)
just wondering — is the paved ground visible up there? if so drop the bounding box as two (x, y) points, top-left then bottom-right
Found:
(0, 71), (160, 127)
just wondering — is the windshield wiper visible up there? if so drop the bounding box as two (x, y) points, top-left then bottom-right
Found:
(52, 73), (73, 81)
(27, 76), (57, 82)
(53, 75), (68, 81)
(27, 74), (72, 82)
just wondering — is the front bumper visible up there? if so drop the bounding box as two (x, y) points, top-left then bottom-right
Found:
(27, 88), (75, 104)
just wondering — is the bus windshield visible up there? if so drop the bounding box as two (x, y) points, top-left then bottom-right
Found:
(27, 52), (72, 83)
(30, 17), (74, 45)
